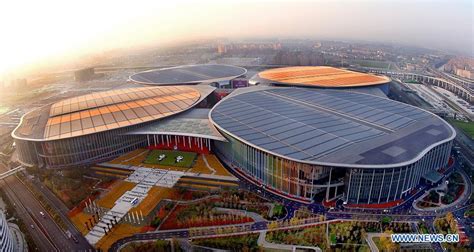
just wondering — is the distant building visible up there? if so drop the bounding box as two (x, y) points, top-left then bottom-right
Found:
(74, 68), (95, 82)
(0, 212), (16, 252)
(405, 64), (417, 71)
(455, 68), (472, 79)
(217, 44), (227, 54)
(231, 78), (249, 89)
(129, 64), (246, 86)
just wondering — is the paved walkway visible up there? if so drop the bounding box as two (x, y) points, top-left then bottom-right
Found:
(201, 155), (216, 175)
(99, 162), (238, 182)
(214, 207), (267, 222)
(257, 230), (322, 251)
(366, 233), (382, 252)
(113, 218), (340, 251)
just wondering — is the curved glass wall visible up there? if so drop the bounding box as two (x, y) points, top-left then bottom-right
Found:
(16, 125), (147, 169)
(215, 132), (331, 202)
(215, 131), (453, 204)
(345, 141), (452, 204)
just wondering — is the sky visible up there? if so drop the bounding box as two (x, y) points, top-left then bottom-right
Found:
(0, 0), (472, 76)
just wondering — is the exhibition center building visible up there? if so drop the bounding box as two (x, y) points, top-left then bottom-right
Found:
(13, 65), (456, 206)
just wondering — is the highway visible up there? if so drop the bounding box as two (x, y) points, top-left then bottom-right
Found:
(0, 163), (93, 251)
(29, 177), (93, 250)
(0, 179), (56, 251)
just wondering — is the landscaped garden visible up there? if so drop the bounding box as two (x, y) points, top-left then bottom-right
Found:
(434, 213), (470, 250)
(214, 189), (274, 219)
(159, 198), (253, 230)
(441, 172), (465, 204)
(155, 189), (276, 231)
(272, 204), (286, 219)
(464, 206), (474, 218)
(381, 221), (412, 234)
(192, 234), (260, 251)
(416, 172), (465, 209)
(144, 150), (197, 168)
(38, 168), (113, 208)
(267, 225), (328, 250)
(294, 206), (319, 219)
(373, 233), (399, 252)
(329, 221), (380, 251)
(417, 220), (430, 234)
(121, 240), (182, 252)
(434, 212), (457, 235)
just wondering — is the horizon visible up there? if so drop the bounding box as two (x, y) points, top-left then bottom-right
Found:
(0, 0), (473, 77)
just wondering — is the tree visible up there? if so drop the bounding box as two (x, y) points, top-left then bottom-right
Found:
(380, 230), (397, 251)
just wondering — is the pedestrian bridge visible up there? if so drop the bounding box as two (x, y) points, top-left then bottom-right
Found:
(369, 69), (473, 103)
(0, 166), (25, 180)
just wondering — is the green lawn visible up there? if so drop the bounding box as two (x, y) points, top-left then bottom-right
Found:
(352, 59), (390, 69)
(144, 150), (197, 168)
(273, 204), (284, 217)
(448, 119), (474, 139)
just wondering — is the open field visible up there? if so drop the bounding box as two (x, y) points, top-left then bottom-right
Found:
(192, 234), (260, 251)
(144, 150), (197, 168)
(70, 211), (94, 236)
(188, 155), (213, 174)
(351, 59), (390, 69)
(449, 119), (474, 139)
(109, 149), (148, 165)
(130, 186), (181, 216)
(205, 155), (233, 176)
(96, 180), (136, 209)
(96, 224), (144, 251)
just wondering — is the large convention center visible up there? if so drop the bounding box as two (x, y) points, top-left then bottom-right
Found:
(129, 64), (247, 85)
(250, 66), (392, 95)
(13, 65), (456, 206)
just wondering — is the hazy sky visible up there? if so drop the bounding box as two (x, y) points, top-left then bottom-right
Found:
(0, 0), (472, 75)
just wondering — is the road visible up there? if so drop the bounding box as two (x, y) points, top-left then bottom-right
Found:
(0, 179), (56, 251)
(0, 163), (93, 251)
(30, 177), (93, 250)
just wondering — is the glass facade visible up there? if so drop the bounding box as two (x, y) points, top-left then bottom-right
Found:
(13, 85), (206, 169)
(345, 141), (452, 204)
(215, 132), (331, 202)
(215, 131), (453, 204)
(16, 125), (147, 169)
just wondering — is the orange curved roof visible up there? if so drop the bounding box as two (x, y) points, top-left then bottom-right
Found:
(14, 86), (201, 141)
(258, 66), (390, 87)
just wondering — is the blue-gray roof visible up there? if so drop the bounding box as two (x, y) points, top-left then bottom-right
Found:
(130, 64), (247, 85)
(422, 171), (444, 183)
(210, 87), (455, 168)
(126, 108), (226, 141)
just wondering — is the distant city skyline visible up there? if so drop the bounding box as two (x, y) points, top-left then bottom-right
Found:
(0, 0), (472, 75)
